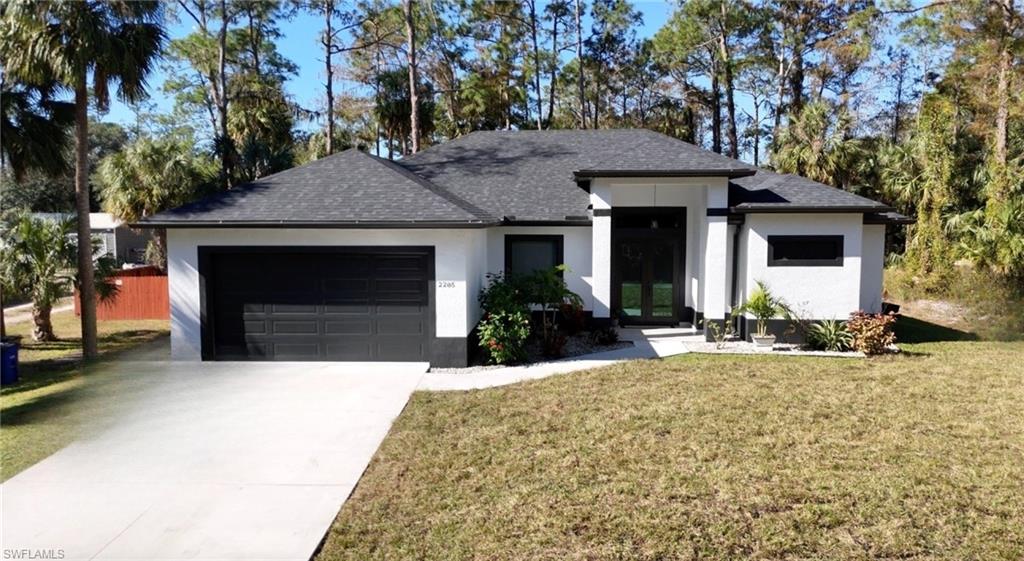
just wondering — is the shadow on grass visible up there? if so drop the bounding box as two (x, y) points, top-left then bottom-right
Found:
(2, 331), (168, 396)
(895, 315), (979, 344)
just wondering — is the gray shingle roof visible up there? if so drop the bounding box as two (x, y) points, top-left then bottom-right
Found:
(141, 148), (496, 226)
(398, 129), (757, 222)
(729, 169), (893, 213)
(144, 129), (895, 227)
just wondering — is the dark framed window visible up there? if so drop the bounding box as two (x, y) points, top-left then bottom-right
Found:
(505, 235), (564, 277)
(767, 235), (844, 267)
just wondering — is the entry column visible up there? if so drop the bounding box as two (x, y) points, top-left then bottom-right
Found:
(591, 181), (612, 323)
(702, 182), (730, 341)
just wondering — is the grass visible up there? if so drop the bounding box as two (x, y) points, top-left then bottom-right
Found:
(884, 266), (1024, 341)
(318, 334), (1024, 560)
(1, 309), (168, 480)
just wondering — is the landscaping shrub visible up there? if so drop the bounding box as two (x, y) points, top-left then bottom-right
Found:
(846, 311), (897, 354)
(477, 273), (531, 364)
(477, 310), (531, 364)
(806, 319), (852, 351)
(558, 301), (586, 334)
(519, 265), (583, 358)
(590, 326), (619, 345)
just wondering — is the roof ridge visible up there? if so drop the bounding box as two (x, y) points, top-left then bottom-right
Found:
(360, 150), (498, 223)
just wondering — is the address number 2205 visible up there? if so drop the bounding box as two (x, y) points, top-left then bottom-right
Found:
(437, 281), (456, 288)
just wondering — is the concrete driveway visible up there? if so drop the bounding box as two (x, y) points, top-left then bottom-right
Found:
(1, 351), (427, 560)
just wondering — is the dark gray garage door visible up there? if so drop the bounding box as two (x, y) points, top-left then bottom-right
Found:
(200, 247), (433, 361)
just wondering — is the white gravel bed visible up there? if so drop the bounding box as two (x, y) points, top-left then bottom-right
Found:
(685, 339), (867, 357)
(430, 334), (634, 374)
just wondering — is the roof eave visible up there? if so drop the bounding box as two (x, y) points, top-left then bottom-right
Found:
(575, 169), (757, 180)
(132, 219), (500, 229)
(730, 204), (896, 214)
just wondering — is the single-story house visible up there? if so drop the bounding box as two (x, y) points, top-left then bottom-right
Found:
(140, 129), (910, 367)
(37, 212), (151, 264)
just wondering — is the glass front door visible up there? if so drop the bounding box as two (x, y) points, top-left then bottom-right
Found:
(615, 238), (680, 324)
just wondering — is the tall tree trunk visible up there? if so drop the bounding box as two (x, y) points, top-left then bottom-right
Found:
(789, 44), (804, 116)
(32, 303), (55, 343)
(324, 0), (335, 155)
(152, 228), (169, 271)
(217, 0), (232, 187)
(711, 61), (722, 154)
(753, 101), (761, 167)
(1, 286), (7, 340)
(529, 0), (543, 130)
(994, 41), (1010, 168)
(575, 0), (586, 129)
(892, 68), (904, 143)
(374, 38), (383, 156)
(773, 55), (786, 143)
(73, 77), (98, 359)
(718, 9), (739, 159)
(403, 0), (420, 154)
(547, 13), (560, 128)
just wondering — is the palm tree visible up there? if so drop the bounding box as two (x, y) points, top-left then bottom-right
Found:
(97, 138), (216, 269)
(0, 1), (166, 358)
(0, 79), (74, 181)
(0, 75), (75, 339)
(0, 214), (117, 342)
(772, 102), (863, 190)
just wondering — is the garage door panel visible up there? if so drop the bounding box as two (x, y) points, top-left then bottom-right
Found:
(376, 318), (425, 335)
(273, 343), (320, 359)
(270, 303), (318, 314)
(325, 342), (373, 360)
(324, 319), (372, 335)
(271, 321), (319, 335)
(322, 303), (371, 315)
(375, 341), (426, 361)
(205, 248), (432, 361)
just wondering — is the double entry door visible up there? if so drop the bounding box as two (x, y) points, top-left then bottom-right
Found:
(614, 236), (682, 325)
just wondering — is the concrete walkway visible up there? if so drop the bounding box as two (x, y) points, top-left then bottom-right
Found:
(1, 355), (427, 561)
(419, 327), (696, 391)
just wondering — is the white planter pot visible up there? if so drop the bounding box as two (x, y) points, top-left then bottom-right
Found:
(751, 334), (776, 349)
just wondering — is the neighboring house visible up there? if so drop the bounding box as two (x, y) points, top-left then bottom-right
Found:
(140, 130), (910, 367)
(35, 212), (151, 264)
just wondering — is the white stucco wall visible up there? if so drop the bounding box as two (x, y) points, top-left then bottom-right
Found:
(166, 228), (486, 360)
(859, 224), (885, 313)
(485, 226), (594, 310)
(742, 213), (864, 320)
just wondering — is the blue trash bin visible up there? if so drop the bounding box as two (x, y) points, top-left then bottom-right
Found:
(1, 341), (18, 386)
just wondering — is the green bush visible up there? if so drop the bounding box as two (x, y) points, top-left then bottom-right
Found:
(806, 319), (853, 351)
(846, 312), (897, 354)
(518, 265), (583, 358)
(477, 272), (531, 364)
(478, 310), (531, 364)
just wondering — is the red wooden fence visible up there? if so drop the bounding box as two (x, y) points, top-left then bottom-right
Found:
(75, 266), (170, 320)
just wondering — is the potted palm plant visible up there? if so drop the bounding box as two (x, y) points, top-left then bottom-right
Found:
(736, 281), (790, 349)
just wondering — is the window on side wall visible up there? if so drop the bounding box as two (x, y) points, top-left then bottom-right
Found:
(767, 235), (844, 267)
(505, 235), (564, 277)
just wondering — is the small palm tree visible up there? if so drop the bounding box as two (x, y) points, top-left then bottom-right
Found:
(0, 214), (117, 342)
(0, 0), (166, 358)
(736, 280), (790, 338)
(97, 138), (216, 269)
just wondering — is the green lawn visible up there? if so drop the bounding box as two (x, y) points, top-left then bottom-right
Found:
(318, 334), (1024, 559)
(1, 310), (168, 480)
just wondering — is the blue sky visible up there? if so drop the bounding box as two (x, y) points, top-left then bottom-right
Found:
(103, 2), (676, 128)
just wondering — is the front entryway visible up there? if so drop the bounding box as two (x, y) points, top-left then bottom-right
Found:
(612, 209), (686, 325)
